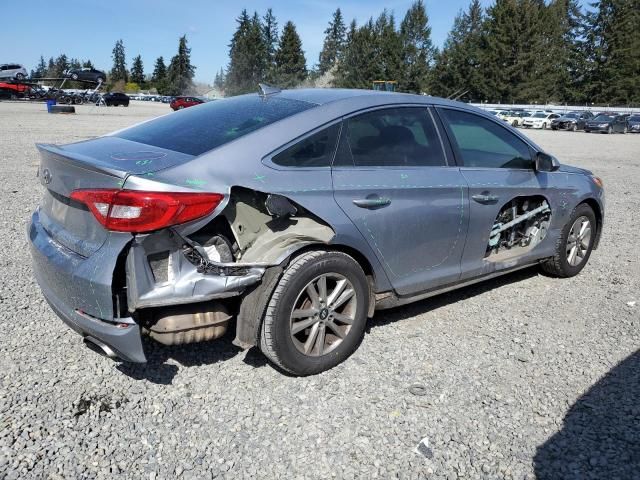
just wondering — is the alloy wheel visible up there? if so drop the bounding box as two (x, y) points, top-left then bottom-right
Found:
(289, 273), (357, 357)
(566, 216), (592, 267)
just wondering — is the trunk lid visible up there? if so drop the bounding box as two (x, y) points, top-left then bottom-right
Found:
(36, 138), (194, 257)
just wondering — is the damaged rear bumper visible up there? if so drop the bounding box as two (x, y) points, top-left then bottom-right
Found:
(29, 210), (146, 362)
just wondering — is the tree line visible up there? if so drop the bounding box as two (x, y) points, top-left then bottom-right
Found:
(220, 0), (640, 105)
(31, 35), (196, 96)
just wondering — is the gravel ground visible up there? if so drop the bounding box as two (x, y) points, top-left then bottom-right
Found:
(0, 101), (638, 480)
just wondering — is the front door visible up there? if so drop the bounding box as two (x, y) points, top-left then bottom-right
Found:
(437, 107), (560, 279)
(332, 106), (469, 296)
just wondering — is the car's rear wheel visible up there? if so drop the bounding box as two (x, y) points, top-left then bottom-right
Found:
(512, 120), (518, 127)
(15, 73), (25, 80)
(260, 250), (369, 376)
(541, 203), (596, 278)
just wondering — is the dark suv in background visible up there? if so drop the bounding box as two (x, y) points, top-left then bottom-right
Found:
(101, 92), (130, 107)
(584, 114), (628, 134)
(551, 111), (593, 131)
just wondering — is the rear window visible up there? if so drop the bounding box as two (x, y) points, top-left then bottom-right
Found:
(115, 95), (314, 156)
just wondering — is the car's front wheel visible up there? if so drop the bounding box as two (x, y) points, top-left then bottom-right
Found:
(541, 203), (596, 278)
(15, 73), (25, 80)
(260, 250), (369, 376)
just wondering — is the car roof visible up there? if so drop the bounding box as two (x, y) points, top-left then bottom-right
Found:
(275, 88), (468, 109)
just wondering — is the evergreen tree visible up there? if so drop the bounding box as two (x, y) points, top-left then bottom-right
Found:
(166, 35), (196, 95)
(400, 0), (436, 94)
(318, 8), (347, 74)
(432, 0), (487, 101)
(33, 56), (47, 79)
(52, 54), (69, 78)
(130, 55), (145, 85)
(82, 59), (95, 69)
(226, 10), (268, 95)
(152, 56), (167, 82)
(262, 8), (279, 82)
(542, 0), (585, 103)
(585, 0), (640, 104)
(214, 68), (226, 89)
(110, 39), (128, 82)
(374, 11), (404, 85)
(274, 21), (307, 87)
(481, 0), (548, 103)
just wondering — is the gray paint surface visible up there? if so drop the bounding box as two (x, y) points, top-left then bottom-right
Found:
(28, 88), (604, 362)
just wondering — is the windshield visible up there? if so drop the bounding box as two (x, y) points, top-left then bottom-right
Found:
(532, 113), (547, 118)
(564, 113), (579, 119)
(628, 115), (640, 121)
(594, 115), (613, 121)
(115, 95), (314, 156)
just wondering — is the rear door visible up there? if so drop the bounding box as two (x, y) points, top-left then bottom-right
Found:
(332, 106), (469, 295)
(436, 107), (556, 279)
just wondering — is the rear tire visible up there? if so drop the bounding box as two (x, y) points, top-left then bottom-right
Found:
(15, 73), (25, 80)
(260, 251), (369, 376)
(541, 203), (596, 278)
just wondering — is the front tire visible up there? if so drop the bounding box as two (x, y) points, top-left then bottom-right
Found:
(260, 251), (369, 376)
(541, 203), (596, 278)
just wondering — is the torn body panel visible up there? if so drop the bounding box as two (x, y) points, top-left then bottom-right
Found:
(125, 230), (265, 311)
(485, 196), (551, 262)
(124, 188), (336, 340)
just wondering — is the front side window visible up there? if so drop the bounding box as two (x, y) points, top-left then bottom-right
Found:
(336, 107), (446, 167)
(440, 108), (532, 169)
(272, 124), (340, 168)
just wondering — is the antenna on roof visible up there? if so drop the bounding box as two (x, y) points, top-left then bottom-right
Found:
(258, 83), (281, 97)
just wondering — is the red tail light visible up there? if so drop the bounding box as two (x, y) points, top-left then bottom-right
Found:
(70, 189), (224, 233)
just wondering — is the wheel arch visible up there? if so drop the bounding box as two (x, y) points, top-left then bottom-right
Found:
(580, 198), (603, 250)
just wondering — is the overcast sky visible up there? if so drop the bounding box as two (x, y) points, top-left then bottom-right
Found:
(2, 0), (495, 83)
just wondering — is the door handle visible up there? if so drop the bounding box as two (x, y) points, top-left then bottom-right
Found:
(353, 196), (392, 209)
(472, 193), (499, 205)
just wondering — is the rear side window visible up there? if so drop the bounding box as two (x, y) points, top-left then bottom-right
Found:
(115, 95), (314, 156)
(272, 124), (340, 167)
(336, 107), (446, 167)
(439, 109), (532, 169)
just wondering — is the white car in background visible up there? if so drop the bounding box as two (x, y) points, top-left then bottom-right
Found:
(500, 111), (529, 127)
(522, 112), (560, 129)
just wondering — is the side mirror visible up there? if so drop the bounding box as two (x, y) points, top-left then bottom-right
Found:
(535, 152), (560, 172)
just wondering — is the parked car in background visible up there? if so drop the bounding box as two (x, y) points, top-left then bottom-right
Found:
(551, 111), (594, 131)
(170, 96), (204, 110)
(522, 112), (561, 129)
(101, 92), (130, 107)
(0, 63), (28, 80)
(584, 114), (628, 134)
(627, 114), (640, 133)
(65, 68), (106, 84)
(28, 89), (605, 375)
(501, 111), (529, 127)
